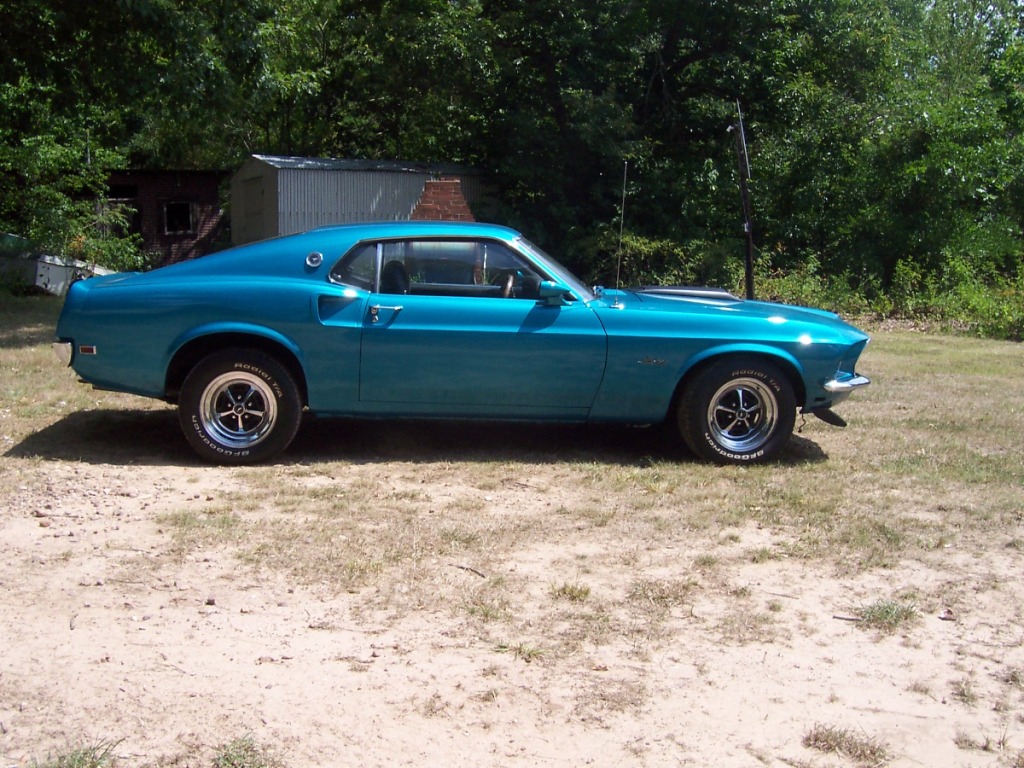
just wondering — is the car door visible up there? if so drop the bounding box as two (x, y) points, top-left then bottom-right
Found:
(354, 238), (608, 418)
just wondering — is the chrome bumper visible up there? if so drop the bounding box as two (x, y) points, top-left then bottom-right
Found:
(824, 374), (870, 394)
(52, 341), (72, 367)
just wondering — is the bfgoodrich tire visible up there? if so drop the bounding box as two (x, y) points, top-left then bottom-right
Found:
(678, 357), (796, 465)
(178, 349), (302, 465)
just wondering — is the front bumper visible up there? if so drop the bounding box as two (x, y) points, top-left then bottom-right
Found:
(820, 373), (870, 408)
(824, 374), (871, 394)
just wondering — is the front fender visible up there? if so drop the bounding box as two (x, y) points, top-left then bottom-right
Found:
(677, 342), (805, 383)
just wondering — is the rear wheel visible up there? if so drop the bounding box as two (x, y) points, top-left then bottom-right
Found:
(678, 358), (796, 464)
(178, 349), (301, 464)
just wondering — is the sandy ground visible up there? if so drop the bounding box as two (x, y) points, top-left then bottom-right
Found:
(2, 410), (1024, 768)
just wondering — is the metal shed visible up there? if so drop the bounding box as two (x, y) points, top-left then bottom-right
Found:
(229, 155), (484, 246)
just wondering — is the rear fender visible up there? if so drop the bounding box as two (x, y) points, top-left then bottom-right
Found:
(165, 323), (307, 402)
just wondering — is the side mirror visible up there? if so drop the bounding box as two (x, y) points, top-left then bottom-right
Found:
(538, 280), (571, 305)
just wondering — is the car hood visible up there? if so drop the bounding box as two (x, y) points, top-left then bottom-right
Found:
(602, 286), (868, 341)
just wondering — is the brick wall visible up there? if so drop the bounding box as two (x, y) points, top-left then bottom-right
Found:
(410, 176), (476, 222)
(108, 170), (227, 266)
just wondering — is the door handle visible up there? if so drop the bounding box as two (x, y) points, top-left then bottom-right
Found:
(369, 304), (404, 323)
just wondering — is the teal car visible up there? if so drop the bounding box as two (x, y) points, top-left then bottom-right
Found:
(53, 221), (869, 465)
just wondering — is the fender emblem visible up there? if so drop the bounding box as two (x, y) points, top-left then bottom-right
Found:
(638, 357), (666, 366)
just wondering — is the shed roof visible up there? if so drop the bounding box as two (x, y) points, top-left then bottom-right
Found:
(250, 154), (475, 176)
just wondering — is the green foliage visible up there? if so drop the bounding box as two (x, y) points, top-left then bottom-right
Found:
(574, 228), (738, 289)
(1, 0), (1023, 334)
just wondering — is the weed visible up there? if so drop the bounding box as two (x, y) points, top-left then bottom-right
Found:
(1001, 667), (1024, 687)
(30, 741), (119, 768)
(951, 677), (979, 706)
(693, 554), (719, 570)
(718, 609), (780, 645)
(495, 641), (544, 663)
(907, 680), (932, 697)
(803, 723), (892, 766)
(550, 581), (590, 602)
(211, 736), (284, 768)
(628, 578), (697, 611)
(439, 526), (481, 550)
(954, 730), (978, 749)
(856, 599), (918, 634)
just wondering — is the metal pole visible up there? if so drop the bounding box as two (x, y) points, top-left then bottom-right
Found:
(733, 101), (755, 300)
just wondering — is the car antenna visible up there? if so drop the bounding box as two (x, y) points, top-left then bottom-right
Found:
(613, 160), (628, 306)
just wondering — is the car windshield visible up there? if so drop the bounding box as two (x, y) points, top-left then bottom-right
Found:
(516, 238), (595, 302)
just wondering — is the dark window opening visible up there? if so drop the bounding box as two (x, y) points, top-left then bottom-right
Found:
(108, 184), (138, 198)
(164, 202), (193, 234)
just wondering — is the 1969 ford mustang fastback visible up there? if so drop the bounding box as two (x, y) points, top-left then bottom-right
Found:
(53, 221), (869, 465)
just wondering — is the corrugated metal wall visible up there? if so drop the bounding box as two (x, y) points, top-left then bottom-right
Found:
(276, 169), (430, 235)
(230, 156), (487, 246)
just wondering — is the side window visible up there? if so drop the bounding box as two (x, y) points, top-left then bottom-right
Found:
(330, 238), (545, 298)
(330, 243), (377, 290)
(389, 239), (543, 298)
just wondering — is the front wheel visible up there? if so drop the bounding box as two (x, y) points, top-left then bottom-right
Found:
(678, 358), (796, 464)
(178, 349), (302, 464)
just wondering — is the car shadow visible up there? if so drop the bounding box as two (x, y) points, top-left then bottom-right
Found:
(7, 410), (828, 467)
(6, 409), (197, 465)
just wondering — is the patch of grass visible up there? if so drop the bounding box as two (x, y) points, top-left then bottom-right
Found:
(1001, 667), (1024, 688)
(211, 735), (284, 768)
(803, 723), (892, 767)
(693, 553), (719, 570)
(856, 599), (918, 634)
(954, 728), (1009, 752)
(573, 677), (647, 719)
(627, 578), (697, 611)
(907, 680), (932, 696)
(30, 741), (119, 768)
(718, 609), (780, 645)
(951, 677), (979, 706)
(495, 640), (544, 663)
(550, 581), (590, 602)
(439, 526), (481, 551)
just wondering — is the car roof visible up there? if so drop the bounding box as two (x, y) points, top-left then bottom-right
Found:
(306, 221), (522, 242)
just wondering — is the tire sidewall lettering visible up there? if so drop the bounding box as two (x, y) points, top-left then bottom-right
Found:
(702, 429), (764, 461)
(190, 414), (250, 457)
(729, 369), (782, 394)
(231, 362), (284, 399)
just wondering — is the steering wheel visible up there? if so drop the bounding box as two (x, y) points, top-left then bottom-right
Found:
(491, 272), (515, 298)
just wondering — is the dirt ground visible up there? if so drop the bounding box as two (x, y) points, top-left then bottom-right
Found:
(2, 334), (1024, 767)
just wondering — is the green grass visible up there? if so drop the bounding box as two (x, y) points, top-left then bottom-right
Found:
(803, 723), (892, 767)
(856, 599), (919, 634)
(211, 736), (284, 768)
(29, 742), (119, 768)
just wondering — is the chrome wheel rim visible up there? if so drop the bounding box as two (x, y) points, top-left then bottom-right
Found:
(707, 377), (779, 453)
(199, 371), (277, 449)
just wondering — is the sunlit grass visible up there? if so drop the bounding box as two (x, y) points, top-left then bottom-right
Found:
(4, 297), (1024, 744)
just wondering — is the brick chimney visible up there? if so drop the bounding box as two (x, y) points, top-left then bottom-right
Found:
(410, 176), (475, 221)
